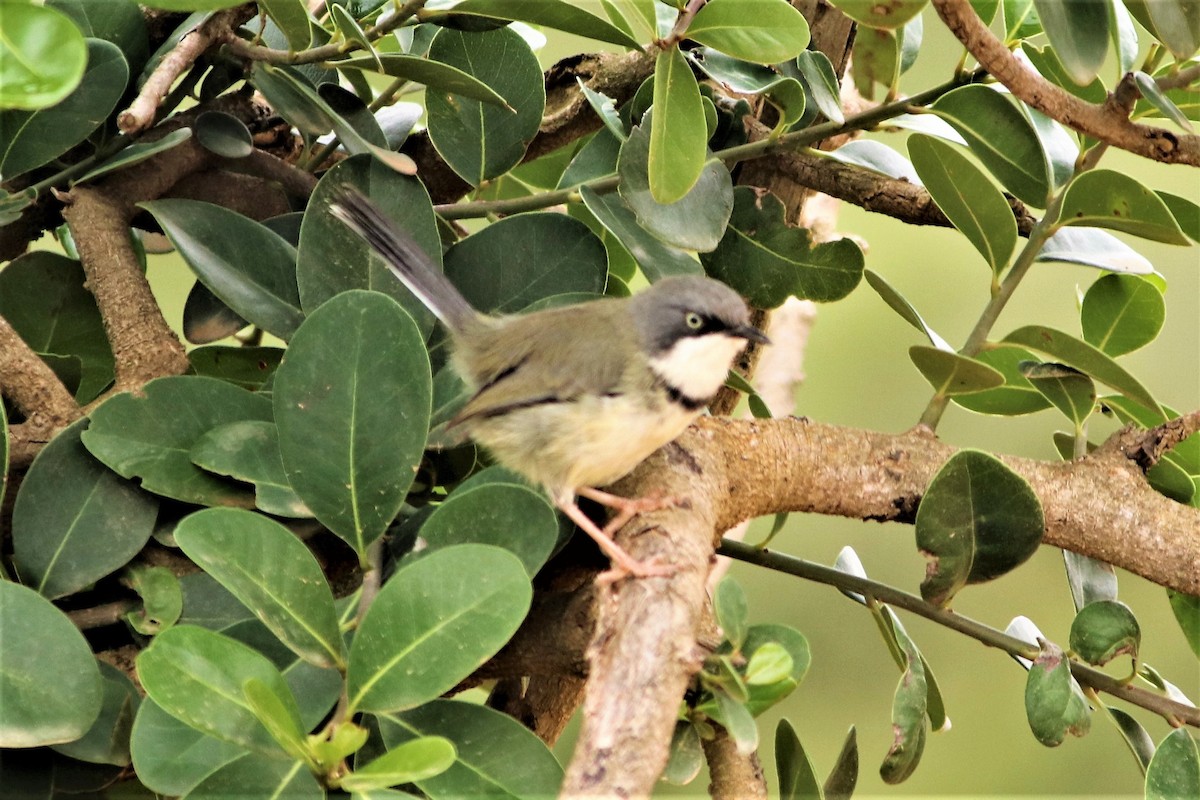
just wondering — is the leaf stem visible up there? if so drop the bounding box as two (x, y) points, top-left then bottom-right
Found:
(718, 538), (1200, 727)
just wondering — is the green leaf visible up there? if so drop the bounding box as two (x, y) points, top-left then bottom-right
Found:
(745, 642), (794, 686)
(139, 199), (304, 339)
(715, 577), (750, 651)
(443, 212), (608, 313)
(130, 699), (247, 796)
(425, 27), (544, 185)
(1141, 0), (1200, 60)
(701, 187), (863, 306)
(1146, 728), (1200, 799)
(379, 699), (563, 798)
(1080, 274), (1165, 357)
(75, 128), (192, 185)
(662, 722), (704, 785)
(175, 508), (345, 670)
(1157, 190), (1200, 242)
(711, 687), (759, 754)
(0, 581), (102, 747)
(415, 484), (558, 576)
(249, 62), (335, 138)
(298, 155), (442, 334)
(834, 0), (929, 28)
(618, 119), (734, 251)
(1024, 641), (1091, 746)
(1103, 705), (1155, 772)
(686, 0), (810, 64)
(828, 140), (919, 182)
(864, 269), (952, 350)
(341, 737), (457, 791)
(47, 0), (148, 75)
(191, 420), (310, 518)
(852, 27), (899, 99)
(0, 251), (114, 402)
(347, 545), (531, 713)
(0, 39), (126, 180)
(1058, 169), (1189, 245)
(125, 564), (183, 635)
(908, 134), (1018, 274)
(0, 3), (88, 110)
(50, 661), (139, 767)
(689, 48), (806, 128)
(741, 623), (811, 715)
(331, 4), (381, 70)
(449, 0), (642, 49)
(1031, 0), (1109, 85)
(140, 0), (246, 8)
(189, 346), (284, 391)
(580, 185), (702, 279)
(930, 84), (1051, 207)
(82, 376), (271, 506)
(260, 0), (311, 50)
(136, 625), (304, 755)
(880, 621), (928, 784)
(1167, 590), (1200, 659)
(186, 752), (323, 800)
(1035, 226), (1154, 274)
(909, 346), (1005, 396)
(776, 718), (821, 800)
(1068, 600), (1140, 666)
(649, 46), (707, 204)
(242, 677), (309, 761)
(824, 726), (859, 800)
(334, 54), (509, 107)
(1135, 71), (1193, 133)
(1063, 551), (1118, 611)
(194, 110), (253, 158)
(916, 450), (1044, 607)
(795, 49), (844, 124)
(184, 280), (247, 344)
(274, 290), (431, 557)
(1019, 362), (1096, 427)
(1002, 325), (1164, 418)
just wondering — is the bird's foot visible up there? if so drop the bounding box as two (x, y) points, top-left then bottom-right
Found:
(557, 492), (679, 583)
(595, 553), (675, 586)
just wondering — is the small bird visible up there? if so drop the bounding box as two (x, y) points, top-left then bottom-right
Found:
(330, 187), (768, 580)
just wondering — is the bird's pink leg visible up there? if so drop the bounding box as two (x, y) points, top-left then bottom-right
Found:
(557, 491), (677, 583)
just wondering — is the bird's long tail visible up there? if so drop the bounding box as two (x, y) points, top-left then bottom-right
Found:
(329, 186), (476, 332)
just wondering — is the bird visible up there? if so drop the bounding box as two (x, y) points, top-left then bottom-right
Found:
(329, 187), (768, 581)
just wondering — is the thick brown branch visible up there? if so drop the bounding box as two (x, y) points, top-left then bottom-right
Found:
(119, 5), (256, 134)
(931, 0), (1199, 165)
(1112, 409), (1200, 471)
(703, 728), (768, 800)
(0, 315), (80, 424)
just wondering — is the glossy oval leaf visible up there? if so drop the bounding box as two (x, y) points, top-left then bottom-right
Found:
(139, 199), (304, 339)
(191, 420), (310, 518)
(75, 128), (192, 185)
(1019, 361), (1096, 427)
(274, 290), (431, 557)
(618, 120), (735, 251)
(1068, 599), (1140, 666)
(1135, 71), (1194, 133)
(189, 346), (283, 391)
(260, 0), (311, 50)
(50, 661), (139, 767)
(1058, 169), (1189, 245)
(186, 752), (323, 800)
(686, 0), (810, 64)
(931, 84), (1051, 207)
(908, 134), (1017, 274)
(0, 39), (127, 180)
(824, 726), (860, 800)
(174, 508), (345, 670)
(715, 576), (750, 652)
(184, 281), (247, 344)
(136, 625), (303, 755)
(852, 27), (899, 99)
(776, 718), (821, 800)
(580, 185), (702, 279)
(1167, 590), (1200, 659)
(649, 46), (706, 204)
(347, 545), (531, 713)
(880, 621), (928, 784)
(827, 139), (920, 182)
(443, 211), (608, 312)
(130, 699), (247, 796)
(1003, 325), (1164, 418)
(909, 346), (1006, 396)
(13, 419), (157, 599)
(416, 484), (558, 576)
(1146, 728), (1200, 800)
(379, 698), (563, 798)
(194, 110), (253, 158)
(0, 581), (102, 747)
(1024, 641), (1092, 746)
(916, 449), (1044, 607)
(1031, 0), (1109, 85)
(795, 49), (844, 124)
(297, 156), (442, 334)
(1080, 273), (1165, 356)
(341, 736), (457, 791)
(426, 27), (544, 185)
(450, 0), (641, 49)
(689, 48), (806, 128)
(1144, 0), (1200, 60)
(1035, 226), (1154, 274)
(1063, 551), (1118, 612)
(81, 376), (272, 507)
(0, 3), (88, 110)
(701, 187), (863, 306)
(834, 0), (929, 28)
(1157, 190), (1200, 242)
(334, 54), (508, 107)
(864, 269), (952, 350)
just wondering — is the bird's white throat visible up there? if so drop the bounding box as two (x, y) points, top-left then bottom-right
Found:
(649, 333), (747, 402)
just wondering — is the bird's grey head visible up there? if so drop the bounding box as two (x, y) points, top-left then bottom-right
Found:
(631, 276), (769, 404)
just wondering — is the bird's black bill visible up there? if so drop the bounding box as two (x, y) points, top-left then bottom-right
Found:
(731, 324), (771, 345)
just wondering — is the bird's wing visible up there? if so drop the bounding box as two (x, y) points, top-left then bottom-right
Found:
(450, 305), (640, 426)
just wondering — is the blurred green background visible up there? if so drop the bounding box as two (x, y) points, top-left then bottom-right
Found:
(106, 7), (1199, 797)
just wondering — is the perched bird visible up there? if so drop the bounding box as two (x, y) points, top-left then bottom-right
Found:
(330, 187), (768, 580)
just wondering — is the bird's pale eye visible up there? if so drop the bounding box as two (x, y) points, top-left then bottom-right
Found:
(685, 311), (703, 330)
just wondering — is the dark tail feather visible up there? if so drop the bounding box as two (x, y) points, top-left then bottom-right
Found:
(329, 186), (476, 332)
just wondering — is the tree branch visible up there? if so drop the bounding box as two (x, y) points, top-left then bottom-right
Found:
(703, 727), (769, 799)
(931, 0), (1200, 165)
